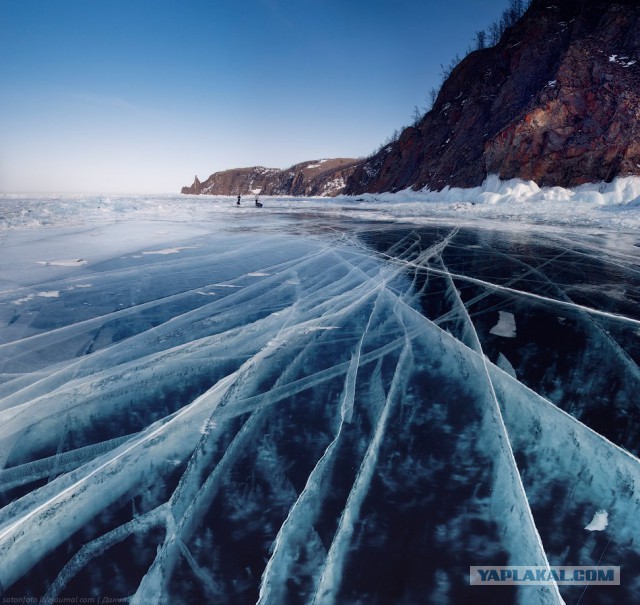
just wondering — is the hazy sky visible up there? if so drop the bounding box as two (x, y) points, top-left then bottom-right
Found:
(1, 0), (513, 193)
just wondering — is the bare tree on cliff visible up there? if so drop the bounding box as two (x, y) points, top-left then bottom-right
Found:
(440, 53), (462, 83)
(427, 87), (438, 110)
(508, 0), (524, 23)
(486, 0), (529, 45)
(412, 105), (424, 127)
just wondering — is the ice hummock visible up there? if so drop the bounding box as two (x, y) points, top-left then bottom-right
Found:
(490, 311), (517, 338)
(585, 510), (609, 532)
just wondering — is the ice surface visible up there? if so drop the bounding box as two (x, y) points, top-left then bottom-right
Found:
(0, 191), (639, 604)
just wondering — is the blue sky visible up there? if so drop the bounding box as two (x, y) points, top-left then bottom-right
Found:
(1, 0), (514, 193)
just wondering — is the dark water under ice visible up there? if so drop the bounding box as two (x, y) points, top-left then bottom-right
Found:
(1, 209), (639, 605)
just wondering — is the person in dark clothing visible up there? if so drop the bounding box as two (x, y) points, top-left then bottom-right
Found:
(237, 195), (241, 205)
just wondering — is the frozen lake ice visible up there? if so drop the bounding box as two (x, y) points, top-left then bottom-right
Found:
(1, 194), (640, 604)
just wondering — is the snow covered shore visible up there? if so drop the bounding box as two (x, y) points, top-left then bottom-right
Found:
(344, 175), (640, 231)
(2, 175), (640, 232)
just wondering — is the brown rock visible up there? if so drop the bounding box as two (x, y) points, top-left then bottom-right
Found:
(346, 0), (640, 194)
(181, 158), (361, 197)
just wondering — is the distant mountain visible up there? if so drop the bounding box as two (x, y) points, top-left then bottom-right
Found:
(181, 158), (360, 197)
(345, 0), (640, 194)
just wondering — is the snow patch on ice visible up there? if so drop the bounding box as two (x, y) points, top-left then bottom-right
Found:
(247, 272), (270, 277)
(12, 291), (60, 304)
(199, 420), (218, 435)
(12, 294), (35, 305)
(36, 258), (87, 267)
(490, 311), (517, 338)
(141, 246), (198, 255)
(585, 509), (609, 532)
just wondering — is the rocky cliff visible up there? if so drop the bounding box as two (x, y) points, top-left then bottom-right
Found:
(181, 158), (360, 197)
(345, 0), (640, 194)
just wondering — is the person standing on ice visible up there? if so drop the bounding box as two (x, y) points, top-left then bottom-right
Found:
(237, 194), (241, 205)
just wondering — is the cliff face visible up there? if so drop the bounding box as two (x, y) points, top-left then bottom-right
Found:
(346, 0), (640, 193)
(181, 158), (360, 197)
